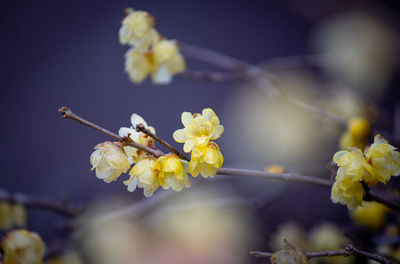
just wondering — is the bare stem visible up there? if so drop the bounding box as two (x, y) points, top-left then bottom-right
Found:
(136, 124), (190, 161)
(58, 107), (164, 157)
(180, 43), (347, 128)
(250, 244), (396, 264)
(0, 188), (81, 217)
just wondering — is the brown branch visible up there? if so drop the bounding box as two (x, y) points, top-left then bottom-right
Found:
(0, 188), (81, 217)
(136, 124), (190, 161)
(58, 107), (400, 211)
(250, 244), (395, 264)
(180, 43), (347, 128)
(58, 107), (164, 158)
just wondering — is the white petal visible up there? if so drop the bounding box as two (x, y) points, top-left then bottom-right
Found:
(211, 125), (224, 139)
(153, 66), (172, 84)
(131, 113), (147, 128)
(181, 112), (193, 127)
(202, 108), (216, 121)
(119, 127), (135, 138)
(173, 129), (187, 143)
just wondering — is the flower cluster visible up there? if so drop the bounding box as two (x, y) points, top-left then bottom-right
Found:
(120, 8), (185, 84)
(270, 240), (307, 264)
(331, 135), (400, 210)
(0, 202), (26, 231)
(1, 229), (45, 264)
(90, 108), (224, 197)
(339, 117), (371, 150)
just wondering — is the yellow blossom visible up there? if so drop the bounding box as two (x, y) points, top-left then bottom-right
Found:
(266, 164), (285, 174)
(119, 113), (156, 163)
(350, 201), (389, 230)
(119, 8), (158, 52)
(157, 154), (190, 191)
(364, 134), (400, 184)
(270, 222), (308, 252)
(90, 141), (130, 183)
(189, 142), (223, 178)
(1, 229), (45, 264)
(340, 117), (371, 150)
(270, 241), (307, 264)
(124, 157), (160, 197)
(124, 48), (152, 84)
(173, 108), (224, 153)
(333, 148), (376, 185)
(309, 223), (353, 264)
(151, 40), (186, 84)
(331, 174), (364, 210)
(0, 202), (26, 231)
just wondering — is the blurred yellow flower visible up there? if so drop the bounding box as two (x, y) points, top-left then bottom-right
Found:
(266, 164), (285, 174)
(151, 40), (186, 84)
(119, 113), (156, 163)
(124, 48), (152, 84)
(340, 117), (371, 150)
(157, 154), (190, 191)
(1, 229), (45, 264)
(0, 202), (26, 231)
(189, 142), (223, 178)
(119, 8), (157, 52)
(124, 157), (160, 197)
(173, 108), (224, 153)
(270, 242), (307, 264)
(331, 174), (364, 210)
(364, 134), (400, 184)
(333, 149), (376, 185)
(309, 223), (353, 264)
(90, 141), (130, 183)
(350, 201), (389, 230)
(270, 222), (308, 252)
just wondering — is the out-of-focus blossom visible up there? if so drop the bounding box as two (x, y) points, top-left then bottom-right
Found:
(90, 141), (130, 183)
(151, 40), (186, 84)
(270, 241), (307, 264)
(124, 157), (159, 197)
(119, 8), (157, 52)
(157, 154), (190, 191)
(309, 223), (353, 264)
(45, 251), (83, 264)
(124, 48), (152, 84)
(173, 108), (224, 153)
(364, 135), (400, 184)
(350, 201), (389, 231)
(1, 229), (45, 264)
(189, 142), (223, 178)
(312, 12), (397, 97)
(372, 225), (400, 262)
(270, 222), (308, 252)
(0, 202), (26, 230)
(119, 113), (156, 163)
(340, 117), (371, 150)
(266, 164), (285, 174)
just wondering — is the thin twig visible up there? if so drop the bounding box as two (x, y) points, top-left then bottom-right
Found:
(180, 70), (248, 82)
(180, 43), (347, 128)
(249, 244), (396, 264)
(58, 107), (400, 211)
(58, 107), (164, 158)
(136, 124), (190, 161)
(0, 188), (81, 217)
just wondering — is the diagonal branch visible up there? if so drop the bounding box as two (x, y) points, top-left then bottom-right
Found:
(249, 244), (396, 264)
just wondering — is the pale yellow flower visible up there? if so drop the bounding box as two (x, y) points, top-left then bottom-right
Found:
(1, 229), (45, 264)
(340, 117), (371, 150)
(124, 48), (152, 84)
(124, 157), (160, 197)
(333, 148), (376, 185)
(157, 154), (190, 192)
(119, 9), (158, 52)
(119, 113), (156, 163)
(151, 40), (186, 84)
(309, 223), (353, 264)
(189, 142), (223, 178)
(0, 202), (26, 231)
(90, 141), (130, 183)
(350, 201), (390, 230)
(270, 222), (308, 252)
(270, 241), (307, 264)
(266, 164), (285, 174)
(331, 174), (364, 210)
(173, 108), (224, 153)
(364, 134), (400, 184)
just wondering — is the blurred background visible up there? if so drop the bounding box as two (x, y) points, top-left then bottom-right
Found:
(1, 0), (400, 263)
